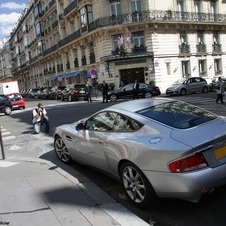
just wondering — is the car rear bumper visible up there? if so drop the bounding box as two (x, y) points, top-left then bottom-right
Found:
(143, 163), (226, 202)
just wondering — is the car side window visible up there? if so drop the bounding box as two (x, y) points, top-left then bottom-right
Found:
(113, 114), (142, 132)
(85, 111), (117, 132)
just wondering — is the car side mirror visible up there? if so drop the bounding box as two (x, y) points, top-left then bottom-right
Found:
(76, 122), (84, 131)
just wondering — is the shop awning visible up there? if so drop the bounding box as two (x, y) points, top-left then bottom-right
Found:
(61, 70), (86, 79)
(47, 74), (63, 81)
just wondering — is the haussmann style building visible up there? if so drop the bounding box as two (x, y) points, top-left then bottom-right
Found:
(7, 0), (226, 94)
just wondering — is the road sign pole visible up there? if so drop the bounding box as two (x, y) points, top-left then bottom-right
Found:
(0, 126), (5, 159)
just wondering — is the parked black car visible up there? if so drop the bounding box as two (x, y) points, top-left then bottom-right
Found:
(107, 82), (161, 102)
(0, 94), (12, 115)
(61, 84), (87, 101)
(49, 86), (66, 100)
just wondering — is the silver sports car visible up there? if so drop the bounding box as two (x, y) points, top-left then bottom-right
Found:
(54, 98), (226, 208)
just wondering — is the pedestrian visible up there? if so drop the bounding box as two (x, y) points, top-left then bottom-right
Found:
(216, 77), (224, 104)
(32, 103), (50, 134)
(102, 80), (109, 103)
(85, 81), (92, 102)
(133, 80), (139, 99)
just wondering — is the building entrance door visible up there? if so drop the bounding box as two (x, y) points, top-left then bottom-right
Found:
(120, 68), (144, 85)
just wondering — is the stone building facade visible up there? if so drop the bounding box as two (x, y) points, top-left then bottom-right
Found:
(7, 0), (226, 93)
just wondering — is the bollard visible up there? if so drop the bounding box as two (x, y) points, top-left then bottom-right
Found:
(0, 126), (5, 159)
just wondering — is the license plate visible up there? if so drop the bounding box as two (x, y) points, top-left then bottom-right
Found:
(80, 91), (85, 94)
(214, 146), (226, 159)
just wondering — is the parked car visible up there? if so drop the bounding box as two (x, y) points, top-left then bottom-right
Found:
(27, 88), (40, 98)
(54, 98), (226, 207)
(0, 94), (12, 115)
(49, 86), (66, 100)
(40, 87), (52, 99)
(6, 93), (25, 110)
(166, 77), (209, 96)
(107, 82), (161, 102)
(61, 84), (87, 101)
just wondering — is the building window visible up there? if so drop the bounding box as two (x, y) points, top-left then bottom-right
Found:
(80, 5), (93, 30)
(214, 58), (222, 75)
(112, 34), (124, 50)
(180, 31), (188, 44)
(110, 0), (121, 16)
(181, 61), (190, 78)
(213, 30), (220, 44)
(198, 59), (207, 76)
(197, 30), (205, 44)
(166, 62), (171, 75)
(132, 31), (145, 48)
(130, 0), (141, 12)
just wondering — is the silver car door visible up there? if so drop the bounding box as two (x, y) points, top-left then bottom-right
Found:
(73, 111), (117, 170)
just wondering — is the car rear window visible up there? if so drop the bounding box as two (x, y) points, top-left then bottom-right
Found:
(137, 101), (217, 129)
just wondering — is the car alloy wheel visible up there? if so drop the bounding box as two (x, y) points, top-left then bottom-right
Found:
(180, 88), (186, 95)
(202, 86), (208, 93)
(144, 92), (152, 98)
(120, 162), (157, 208)
(110, 94), (117, 102)
(4, 106), (12, 115)
(54, 136), (72, 164)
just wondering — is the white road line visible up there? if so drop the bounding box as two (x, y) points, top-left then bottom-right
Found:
(0, 161), (19, 167)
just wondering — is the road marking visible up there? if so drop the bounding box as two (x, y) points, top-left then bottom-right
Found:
(0, 161), (19, 167)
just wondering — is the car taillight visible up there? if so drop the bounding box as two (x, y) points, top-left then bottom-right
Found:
(73, 89), (79, 94)
(57, 89), (61, 93)
(169, 153), (207, 173)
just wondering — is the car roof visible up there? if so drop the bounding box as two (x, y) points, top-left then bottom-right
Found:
(105, 97), (173, 113)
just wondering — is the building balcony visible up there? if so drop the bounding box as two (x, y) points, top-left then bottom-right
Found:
(179, 44), (190, 55)
(132, 46), (147, 53)
(212, 43), (222, 54)
(196, 43), (207, 54)
(64, 0), (78, 17)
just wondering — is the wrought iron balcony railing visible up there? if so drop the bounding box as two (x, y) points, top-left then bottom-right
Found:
(132, 46), (147, 53)
(179, 44), (190, 54)
(196, 43), (207, 53)
(212, 43), (222, 53)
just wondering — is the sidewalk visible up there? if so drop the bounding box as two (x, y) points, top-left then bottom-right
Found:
(0, 134), (150, 226)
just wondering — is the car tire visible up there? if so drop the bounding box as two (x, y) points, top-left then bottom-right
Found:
(120, 161), (157, 208)
(110, 94), (117, 102)
(4, 106), (12, 115)
(54, 135), (72, 164)
(144, 92), (152, 98)
(180, 88), (187, 95)
(202, 86), (208, 93)
(22, 106), (25, 109)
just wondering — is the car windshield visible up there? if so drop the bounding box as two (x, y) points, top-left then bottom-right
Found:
(137, 101), (217, 129)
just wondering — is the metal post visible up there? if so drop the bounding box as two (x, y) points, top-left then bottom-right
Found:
(0, 126), (5, 159)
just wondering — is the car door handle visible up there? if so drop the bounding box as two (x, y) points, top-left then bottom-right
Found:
(65, 135), (72, 141)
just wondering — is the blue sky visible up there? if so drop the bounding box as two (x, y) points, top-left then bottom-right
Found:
(0, 0), (27, 47)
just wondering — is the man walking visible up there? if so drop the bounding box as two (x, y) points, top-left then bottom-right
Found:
(102, 80), (109, 103)
(133, 80), (139, 99)
(216, 76), (224, 104)
(85, 81), (92, 102)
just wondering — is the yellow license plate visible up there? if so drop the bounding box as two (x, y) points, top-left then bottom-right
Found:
(214, 146), (226, 159)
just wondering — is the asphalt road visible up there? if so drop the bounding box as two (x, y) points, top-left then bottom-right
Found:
(1, 92), (226, 226)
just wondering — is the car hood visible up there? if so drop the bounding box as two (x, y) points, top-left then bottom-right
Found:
(167, 84), (183, 90)
(170, 117), (226, 147)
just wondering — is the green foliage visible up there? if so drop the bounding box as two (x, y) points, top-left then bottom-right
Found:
(149, 80), (155, 86)
(109, 83), (115, 90)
